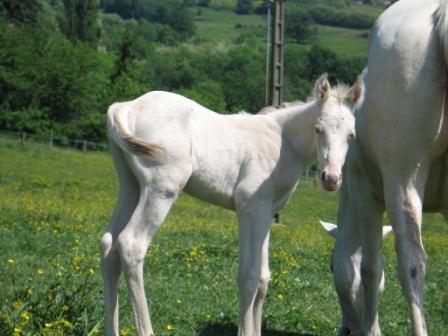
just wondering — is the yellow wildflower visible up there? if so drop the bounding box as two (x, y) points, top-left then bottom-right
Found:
(37, 268), (45, 275)
(13, 327), (21, 336)
(277, 294), (284, 300)
(11, 300), (23, 309)
(7, 258), (15, 265)
(166, 324), (174, 331)
(60, 318), (74, 329)
(20, 311), (30, 321)
(189, 247), (198, 258)
(119, 326), (131, 336)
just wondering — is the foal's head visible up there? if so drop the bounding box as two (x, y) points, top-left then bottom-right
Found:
(313, 73), (364, 191)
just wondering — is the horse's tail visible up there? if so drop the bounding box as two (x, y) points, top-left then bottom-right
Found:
(107, 103), (165, 158)
(435, 0), (448, 73)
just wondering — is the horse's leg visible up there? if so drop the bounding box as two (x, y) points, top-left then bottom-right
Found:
(101, 143), (139, 336)
(359, 189), (385, 336)
(253, 231), (270, 336)
(118, 162), (191, 336)
(236, 200), (272, 336)
(383, 170), (428, 336)
(332, 174), (364, 336)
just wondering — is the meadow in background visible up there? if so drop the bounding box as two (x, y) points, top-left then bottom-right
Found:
(0, 137), (447, 335)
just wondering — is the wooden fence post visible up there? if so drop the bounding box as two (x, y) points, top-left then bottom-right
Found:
(20, 132), (26, 147)
(49, 131), (53, 149)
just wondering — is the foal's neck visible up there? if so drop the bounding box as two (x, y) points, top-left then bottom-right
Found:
(268, 100), (320, 164)
(271, 100), (319, 133)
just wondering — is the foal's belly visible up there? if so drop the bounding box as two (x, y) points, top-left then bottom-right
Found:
(184, 170), (237, 211)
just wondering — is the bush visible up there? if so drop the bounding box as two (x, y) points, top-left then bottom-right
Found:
(179, 81), (227, 113)
(285, 8), (316, 43)
(307, 45), (366, 85)
(0, 107), (51, 134)
(235, 0), (254, 15)
(310, 4), (375, 29)
(198, 0), (211, 7)
(101, 0), (195, 40)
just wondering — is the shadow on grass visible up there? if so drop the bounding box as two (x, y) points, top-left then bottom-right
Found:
(198, 323), (316, 336)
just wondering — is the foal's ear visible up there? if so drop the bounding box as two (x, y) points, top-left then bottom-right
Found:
(346, 70), (366, 111)
(314, 73), (331, 102)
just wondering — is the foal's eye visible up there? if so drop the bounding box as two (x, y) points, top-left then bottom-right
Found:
(314, 125), (323, 134)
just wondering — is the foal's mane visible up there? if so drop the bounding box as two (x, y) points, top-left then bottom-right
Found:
(305, 83), (351, 104)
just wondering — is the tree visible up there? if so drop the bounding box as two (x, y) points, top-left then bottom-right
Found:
(236, 0), (253, 15)
(1, 0), (41, 24)
(221, 46), (265, 112)
(283, 44), (313, 100)
(179, 81), (226, 113)
(307, 45), (366, 84)
(101, 0), (195, 40)
(197, 0), (211, 7)
(60, 0), (100, 46)
(285, 8), (316, 43)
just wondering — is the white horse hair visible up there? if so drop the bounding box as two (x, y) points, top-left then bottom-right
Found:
(101, 73), (363, 336)
(322, 1), (448, 335)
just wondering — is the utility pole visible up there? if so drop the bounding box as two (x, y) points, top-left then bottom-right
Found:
(270, 0), (285, 223)
(270, 0), (284, 108)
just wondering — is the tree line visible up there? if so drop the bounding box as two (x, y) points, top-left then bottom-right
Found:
(0, 0), (368, 143)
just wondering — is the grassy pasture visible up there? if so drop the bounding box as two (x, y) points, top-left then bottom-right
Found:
(193, 7), (267, 45)
(192, 4), (379, 58)
(314, 25), (369, 58)
(0, 139), (447, 335)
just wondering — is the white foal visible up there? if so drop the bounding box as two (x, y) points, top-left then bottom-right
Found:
(100, 73), (363, 336)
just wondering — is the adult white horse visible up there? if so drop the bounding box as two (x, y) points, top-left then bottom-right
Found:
(100, 74), (363, 336)
(322, 1), (448, 335)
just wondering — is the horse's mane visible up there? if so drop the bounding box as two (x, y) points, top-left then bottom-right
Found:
(256, 100), (305, 115)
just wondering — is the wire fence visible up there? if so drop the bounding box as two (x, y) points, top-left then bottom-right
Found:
(0, 129), (321, 181)
(0, 129), (109, 152)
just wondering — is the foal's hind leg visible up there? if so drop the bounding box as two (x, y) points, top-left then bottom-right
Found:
(101, 143), (139, 336)
(118, 163), (191, 336)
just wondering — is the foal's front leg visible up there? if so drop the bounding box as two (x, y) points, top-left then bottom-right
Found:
(253, 231), (271, 336)
(237, 200), (272, 336)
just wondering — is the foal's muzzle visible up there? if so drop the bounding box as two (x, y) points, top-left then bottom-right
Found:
(321, 167), (342, 191)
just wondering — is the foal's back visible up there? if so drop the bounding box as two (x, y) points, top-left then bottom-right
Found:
(113, 91), (282, 210)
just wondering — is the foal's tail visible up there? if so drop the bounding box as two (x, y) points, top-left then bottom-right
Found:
(107, 103), (165, 158)
(436, 0), (448, 73)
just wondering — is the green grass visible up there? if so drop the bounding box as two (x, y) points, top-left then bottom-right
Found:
(350, 3), (385, 17)
(314, 25), (369, 58)
(193, 7), (267, 45)
(191, 5), (372, 58)
(0, 139), (447, 335)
